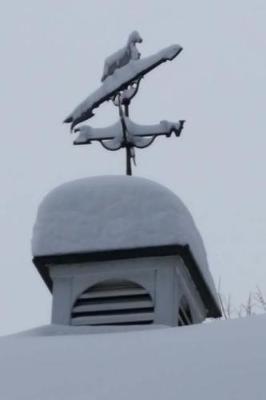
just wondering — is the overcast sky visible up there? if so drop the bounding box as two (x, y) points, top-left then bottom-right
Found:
(0, 0), (265, 335)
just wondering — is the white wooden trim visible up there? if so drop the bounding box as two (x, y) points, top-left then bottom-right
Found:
(71, 312), (154, 325)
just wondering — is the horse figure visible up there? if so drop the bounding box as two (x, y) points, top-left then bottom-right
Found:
(101, 31), (143, 82)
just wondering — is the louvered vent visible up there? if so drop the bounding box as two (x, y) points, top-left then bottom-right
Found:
(178, 299), (193, 326)
(71, 279), (154, 326)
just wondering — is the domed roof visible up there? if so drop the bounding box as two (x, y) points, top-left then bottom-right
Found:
(32, 175), (216, 298)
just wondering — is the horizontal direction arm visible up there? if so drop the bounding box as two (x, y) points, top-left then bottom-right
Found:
(64, 45), (183, 130)
(73, 118), (185, 148)
(126, 119), (185, 138)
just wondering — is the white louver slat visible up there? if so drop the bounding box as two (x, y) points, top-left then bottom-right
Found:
(71, 312), (155, 326)
(79, 288), (147, 299)
(71, 280), (154, 326)
(178, 299), (193, 326)
(73, 300), (152, 313)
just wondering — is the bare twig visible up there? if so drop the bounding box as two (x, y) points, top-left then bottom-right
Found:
(254, 286), (266, 311)
(216, 279), (266, 319)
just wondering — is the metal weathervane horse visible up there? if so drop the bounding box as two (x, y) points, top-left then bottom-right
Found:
(64, 31), (185, 175)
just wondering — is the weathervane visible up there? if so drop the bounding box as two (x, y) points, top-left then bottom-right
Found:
(64, 31), (185, 175)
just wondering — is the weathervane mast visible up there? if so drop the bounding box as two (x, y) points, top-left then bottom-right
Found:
(64, 31), (185, 175)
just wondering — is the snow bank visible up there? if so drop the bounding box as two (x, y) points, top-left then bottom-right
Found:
(11, 323), (167, 337)
(1, 315), (266, 400)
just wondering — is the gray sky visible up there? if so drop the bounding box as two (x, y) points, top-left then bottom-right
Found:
(0, 0), (265, 335)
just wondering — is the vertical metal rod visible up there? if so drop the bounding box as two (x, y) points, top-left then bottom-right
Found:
(126, 146), (132, 175)
(124, 103), (129, 117)
(124, 101), (132, 176)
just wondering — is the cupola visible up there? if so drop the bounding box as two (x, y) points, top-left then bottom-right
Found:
(32, 175), (221, 327)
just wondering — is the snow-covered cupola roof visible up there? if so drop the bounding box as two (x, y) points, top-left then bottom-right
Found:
(32, 176), (221, 322)
(32, 176), (206, 262)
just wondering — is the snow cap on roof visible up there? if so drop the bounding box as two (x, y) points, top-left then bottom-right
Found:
(32, 176), (202, 255)
(32, 175), (216, 295)
(32, 175), (207, 259)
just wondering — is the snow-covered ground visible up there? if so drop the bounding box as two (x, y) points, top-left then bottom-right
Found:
(0, 315), (265, 400)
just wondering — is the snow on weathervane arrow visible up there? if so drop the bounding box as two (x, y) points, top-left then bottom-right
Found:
(64, 31), (185, 175)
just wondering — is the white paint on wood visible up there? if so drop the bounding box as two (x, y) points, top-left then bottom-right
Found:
(79, 287), (147, 299)
(71, 312), (154, 326)
(72, 300), (153, 313)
